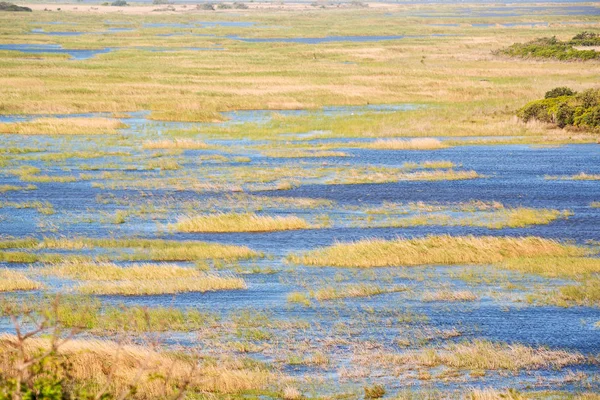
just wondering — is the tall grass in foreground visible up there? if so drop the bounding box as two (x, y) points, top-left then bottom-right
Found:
(0, 118), (126, 135)
(366, 138), (447, 150)
(0, 269), (42, 292)
(174, 212), (310, 233)
(289, 235), (585, 268)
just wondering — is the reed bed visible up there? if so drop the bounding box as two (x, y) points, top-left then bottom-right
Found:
(142, 139), (209, 150)
(77, 275), (246, 295)
(0, 335), (275, 397)
(262, 150), (348, 158)
(367, 138), (448, 150)
(174, 212), (310, 233)
(0, 118), (126, 135)
(289, 235), (585, 268)
(0, 269), (42, 292)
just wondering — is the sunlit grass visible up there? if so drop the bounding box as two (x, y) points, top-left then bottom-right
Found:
(174, 212), (310, 233)
(366, 138), (447, 150)
(40, 261), (202, 281)
(0, 269), (42, 292)
(0, 184), (36, 193)
(289, 235), (585, 268)
(0, 336), (275, 396)
(77, 274), (246, 296)
(0, 118), (126, 135)
(546, 172), (600, 181)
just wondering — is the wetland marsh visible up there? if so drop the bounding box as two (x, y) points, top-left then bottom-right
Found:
(0, 1), (600, 398)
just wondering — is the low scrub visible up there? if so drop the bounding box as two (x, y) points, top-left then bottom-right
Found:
(518, 87), (600, 131)
(497, 35), (600, 61)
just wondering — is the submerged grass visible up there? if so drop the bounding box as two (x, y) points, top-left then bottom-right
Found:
(422, 290), (477, 302)
(142, 139), (209, 150)
(289, 235), (585, 268)
(174, 212), (310, 233)
(313, 284), (407, 301)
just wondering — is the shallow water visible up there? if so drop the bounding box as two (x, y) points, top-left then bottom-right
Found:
(1, 104), (599, 394)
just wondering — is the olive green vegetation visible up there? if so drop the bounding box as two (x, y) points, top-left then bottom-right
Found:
(498, 34), (600, 61)
(569, 31), (600, 46)
(519, 87), (600, 130)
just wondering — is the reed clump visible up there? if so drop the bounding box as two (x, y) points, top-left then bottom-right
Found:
(0, 269), (42, 292)
(39, 261), (202, 281)
(77, 275), (246, 296)
(0, 118), (126, 135)
(174, 212), (310, 233)
(289, 235), (585, 268)
(499, 257), (600, 278)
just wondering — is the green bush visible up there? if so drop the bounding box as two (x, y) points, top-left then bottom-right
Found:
(110, 0), (128, 6)
(497, 35), (600, 61)
(0, 2), (32, 11)
(518, 88), (600, 131)
(570, 31), (600, 46)
(545, 87), (576, 99)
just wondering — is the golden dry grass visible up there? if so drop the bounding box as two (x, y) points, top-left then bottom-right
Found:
(174, 212), (310, 233)
(39, 261), (202, 281)
(142, 139), (209, 150)
(0, 269), (42, 292)
(0, 118), (126, 135)
(366, 138), (448, 150)
(0, 335), (275, 397)
(77, 275), (246, 296)
(289, 235), (585, 268)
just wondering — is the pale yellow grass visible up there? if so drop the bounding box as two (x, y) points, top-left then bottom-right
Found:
(175, 212), (310, 233)
(0, 335), (274, 397)
(0, 269), (42, 292)
(142, 139), (209, 150)
(0, 118), (126, 135)
(39, 261), (202, 281)
(78, 275), (246, 295)
(367, 138), (447, 150)
(289, 235), (584, 268)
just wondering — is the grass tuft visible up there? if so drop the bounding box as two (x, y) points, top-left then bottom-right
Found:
(174, 212), (310, 233)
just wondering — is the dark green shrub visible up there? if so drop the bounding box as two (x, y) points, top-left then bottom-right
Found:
(233, 2), (248, 9)
(0, 1), (32, 11)
(199, 2), (215, 10)
(110, 0), (128, 6)
(217, 2), (231, 8)
(545, 87), (576, 99)
(497, 35), (600, 61)
(570, 31), (600, 46)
